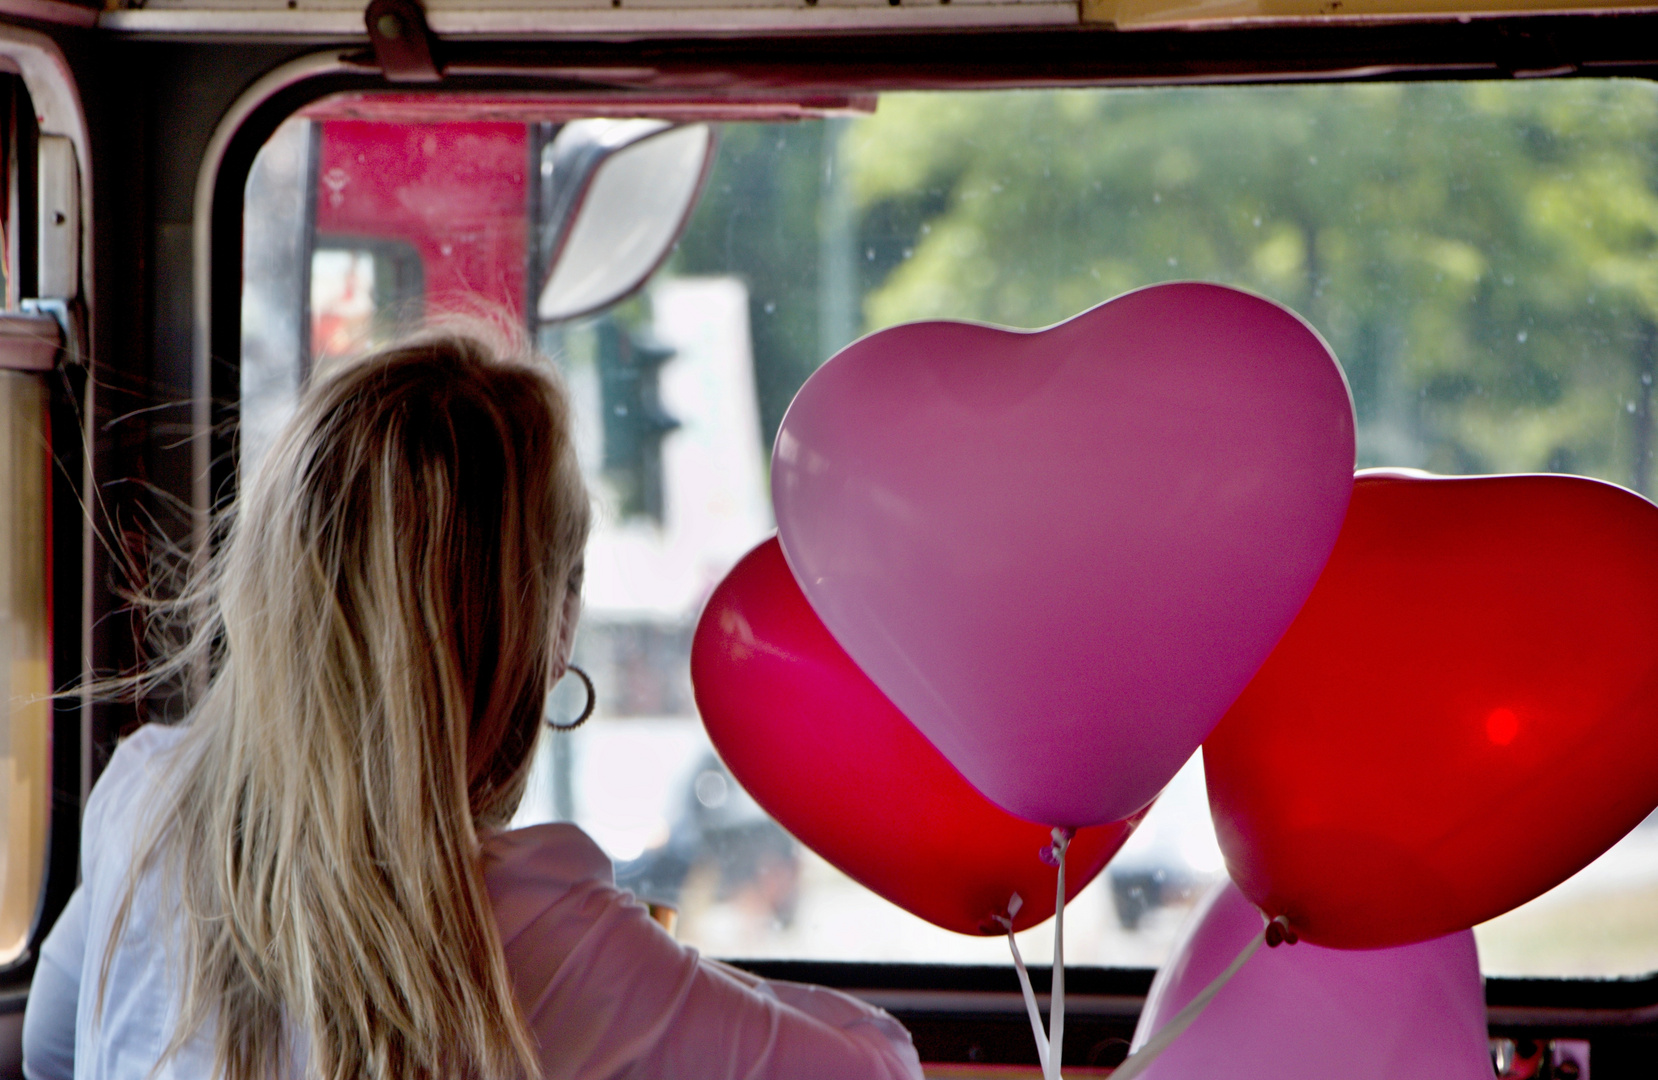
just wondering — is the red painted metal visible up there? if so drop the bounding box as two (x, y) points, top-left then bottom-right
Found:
(313, 119), (529, 323)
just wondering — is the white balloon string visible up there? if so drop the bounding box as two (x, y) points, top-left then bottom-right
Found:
(1108, 919), (1268, 1080)
(1047, 828), (1070, 1080)
(1003, 926), (1051, 1076)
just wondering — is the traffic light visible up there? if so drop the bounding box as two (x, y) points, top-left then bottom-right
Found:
(597, 316), (680, 522)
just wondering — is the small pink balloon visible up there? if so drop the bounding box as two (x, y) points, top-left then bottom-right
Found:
(1130, 882), (1493, 1080)
(773, 283), (1354, 827)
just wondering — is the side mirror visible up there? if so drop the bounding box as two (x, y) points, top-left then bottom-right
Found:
(536, 120), (716, 324)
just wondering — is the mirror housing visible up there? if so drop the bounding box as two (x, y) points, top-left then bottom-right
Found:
(537, 120), (716, 324)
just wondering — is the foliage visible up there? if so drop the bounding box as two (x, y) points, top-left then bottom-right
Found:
(844, 82), (1658, 490)
(675, 81), (1658, 492)
(673, 121), (834, 449)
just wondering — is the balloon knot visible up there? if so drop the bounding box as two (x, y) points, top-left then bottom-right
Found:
(1264, 915), (1298, 948)
(985, 893), (1025, 934)
(1040, 827), (1074, 867)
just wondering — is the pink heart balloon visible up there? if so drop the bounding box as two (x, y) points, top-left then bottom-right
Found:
(1129, 882), (1492, 1080)
(773, 282), (1354, 827)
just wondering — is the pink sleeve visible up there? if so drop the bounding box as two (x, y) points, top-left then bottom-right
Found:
(494, 868), (921, 1080)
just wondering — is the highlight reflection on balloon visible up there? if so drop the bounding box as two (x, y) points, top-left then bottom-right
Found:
(1207, 470), (1658, 949)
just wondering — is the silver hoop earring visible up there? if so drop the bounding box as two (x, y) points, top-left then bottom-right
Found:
(547, 664), (596, 731)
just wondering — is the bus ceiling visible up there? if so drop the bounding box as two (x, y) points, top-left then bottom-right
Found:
(73, 0), (1658, 39)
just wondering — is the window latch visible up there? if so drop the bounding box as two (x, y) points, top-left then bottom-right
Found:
(365, 0), (441, 84)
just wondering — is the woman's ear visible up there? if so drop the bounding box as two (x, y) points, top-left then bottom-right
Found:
(550, 564), (583, 682)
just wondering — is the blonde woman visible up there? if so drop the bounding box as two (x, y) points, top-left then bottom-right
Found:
(21, 334), (922, 1080)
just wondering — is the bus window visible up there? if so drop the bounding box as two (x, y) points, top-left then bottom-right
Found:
(242, 80), (1658, 979)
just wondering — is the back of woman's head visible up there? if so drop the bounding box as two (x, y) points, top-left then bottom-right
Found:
(128, 331), (588, 1080)
(232, 331), (588, 824)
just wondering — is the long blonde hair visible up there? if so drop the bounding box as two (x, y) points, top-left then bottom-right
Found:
(110, 331), (589, 1080)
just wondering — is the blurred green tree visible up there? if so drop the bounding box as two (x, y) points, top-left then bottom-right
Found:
(672, 82), (1658, 493)
(844, 82), (1658, 490)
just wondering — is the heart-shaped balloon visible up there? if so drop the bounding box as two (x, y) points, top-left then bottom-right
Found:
(1129, 882), (1492, 1080)
(691, 538), (1144, 936)
(1206, 470), (1658, 949)
(774, 282), (1355, 827)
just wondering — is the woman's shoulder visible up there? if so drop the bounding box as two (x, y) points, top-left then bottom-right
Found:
(480, 824), (622, 946)
(88, 723), (186, 812)
(480, 823), (615, 892)
(84, 726), (189, 850)
(81, 729), (189, 889)
(110, 722), (189, 764)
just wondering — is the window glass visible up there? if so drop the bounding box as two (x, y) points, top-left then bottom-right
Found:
(2, 75), (50, 969)
(241, 116), (310, 471)
(243, 81), (1658, 977)
(1, 369), (49, 967)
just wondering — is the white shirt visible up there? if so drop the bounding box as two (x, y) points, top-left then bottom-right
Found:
(22, 725), (922, 1080)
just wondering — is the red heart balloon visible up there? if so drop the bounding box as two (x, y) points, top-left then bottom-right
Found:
(692, 538), (1144, 936)
(1205, 470), (1658, 949)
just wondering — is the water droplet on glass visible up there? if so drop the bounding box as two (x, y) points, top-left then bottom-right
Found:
(694, 770), (730, 808)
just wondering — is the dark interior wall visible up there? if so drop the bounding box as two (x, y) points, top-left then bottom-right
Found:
(71, 38), (324, 768)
